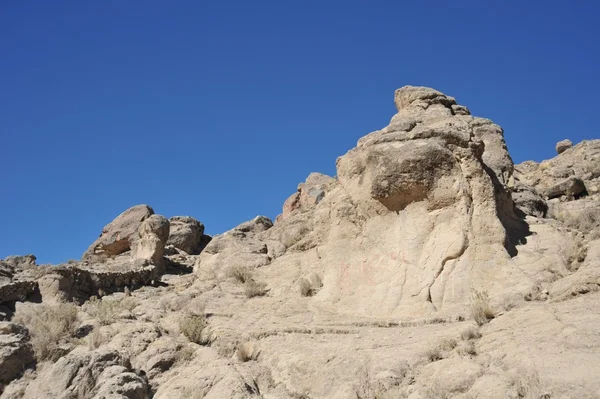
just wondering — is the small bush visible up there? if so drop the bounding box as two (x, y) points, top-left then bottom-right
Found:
(88, 327), (107, 350)
(175, 345), (196, 365)
(180, 313), (210, 345)
(299, 275), (323, 297)
(13, 302), (78, 361)
(470, 290), (495, 326)
(439, 338), (457, 351)
(244, 280), (267, 298)
(236, 341), (259, 362)
(456, 340), (477, 356)
(226, 265), (253, 284)
(424, 346), (443, 362)
(460, 326), (482, 341)
(85, 296), (137, 326)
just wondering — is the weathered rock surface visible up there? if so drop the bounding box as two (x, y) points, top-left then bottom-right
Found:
(276, 173), (336, 223)
(130, 215), (170, 267)
(556, 138), (573, 154)
(20, 348), (150, 398)
(83, 205), (155, 260)
(166, 216), (205, 255)
(0, 322), (34, 384)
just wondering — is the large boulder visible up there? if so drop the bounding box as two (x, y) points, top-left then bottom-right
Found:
(0, 322), (34, 384)
(556, 139), (573, 154)
(130, 215), (170, 267)
(83, 205), (155, 260)
(166, 216), (205, 255)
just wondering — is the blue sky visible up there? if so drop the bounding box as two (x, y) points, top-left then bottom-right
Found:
(1, 1), (598, 264)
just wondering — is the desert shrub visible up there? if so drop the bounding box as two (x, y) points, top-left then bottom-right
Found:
(299, 275), (323, 297)
(470, 290), (495, 325)
(439, 338), (457, 351)
(180, 312), (210, 345)
(87, 327), (107, 350)
(85, 296), (137, 326)
(175, 345), (196, 365)
(456, 340), (477, 356)
(244, 280), (267, 298)
(13, 302), (78, 361)
(226, 265), (253, 284)
(236, 341), (259, 362)
(460, 326), (482, 341)
(424, 346), (443, 362)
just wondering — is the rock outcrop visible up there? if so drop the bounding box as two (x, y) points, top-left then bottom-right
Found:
(166, 216), (205, 255)
(0, 322), (34, 384)
(556, 138), (573, 154)
(130, 215), (170, 267)
(83, 205), (155, 260)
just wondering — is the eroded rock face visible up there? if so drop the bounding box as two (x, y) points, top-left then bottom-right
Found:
(83, 205), (155, 260)
(22, 348), (150, 399)
(277, 173), (336, 223)
(131, 215), (170, 267)
(0, 322), (34, 384)
(556, 139), (573, 154)
(166, 217), (205, 255)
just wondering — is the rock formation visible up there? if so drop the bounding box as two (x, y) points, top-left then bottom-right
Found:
(83, 205), (155, 260)
(1, 86), (599, 398)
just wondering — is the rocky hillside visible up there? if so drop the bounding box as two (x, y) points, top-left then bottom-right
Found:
(1, 86), (599, 399)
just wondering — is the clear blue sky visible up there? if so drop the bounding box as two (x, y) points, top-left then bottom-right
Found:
(1, 1), (598, 264)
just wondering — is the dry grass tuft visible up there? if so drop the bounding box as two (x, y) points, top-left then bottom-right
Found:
(460, 326), (482, 341)
(470, 290), (495, 325)
(87, 327), (107, 350)
(299, 274), (323, 297)
(236, 341), (260, 362)
(456, 340), (477, 357)
(424, 346), (443, 363)
(244, 280), (267, 298)
(439, 338), (457, 351)
(226, 265), (253, 284)
(85, 296), (137, 326)
(175, 345), (196, 365)
(179, 305), (210, 345)
(13, 302), (78, 361)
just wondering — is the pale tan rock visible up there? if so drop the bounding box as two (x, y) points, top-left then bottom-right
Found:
(166, 216), (205, 255)
(556, 139), (573, 154)
(131, 215), (170, 267)
(83, 205), (155, 260)
(0, 322), (34, 384)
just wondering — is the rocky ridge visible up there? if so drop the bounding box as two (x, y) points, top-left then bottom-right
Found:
(0, 86), (599, 398)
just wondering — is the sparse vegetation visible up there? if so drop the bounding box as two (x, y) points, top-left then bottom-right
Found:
(456, 340), (477, 356)
(13, 302), (79, 361)
(226, 265), (253, 284)
(470, 290), (495, 325)
(299, 274), (323, 297)
(85, 296), (138, 325)
(439, 338), (457, 351)
(179, 305), (210, 345)
(424, 346), (443, 362)
(87, 327), (107, 349)
(236, 341), (259, 362)
(244, 279), (267, 298)
(460, 326), (482, 341)
(175, 345), (196, 365)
